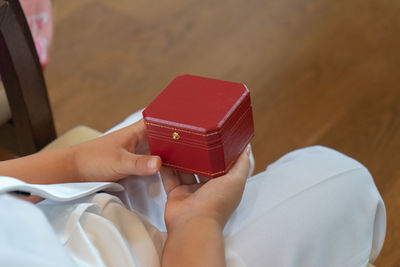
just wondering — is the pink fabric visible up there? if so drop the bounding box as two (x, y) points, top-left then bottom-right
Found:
(20, 0), (53, 68)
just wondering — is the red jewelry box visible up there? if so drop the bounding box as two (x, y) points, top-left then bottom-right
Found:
(142, 75), (254, 178)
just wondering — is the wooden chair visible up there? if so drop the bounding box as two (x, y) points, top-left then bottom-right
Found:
(0, 0), (101, 156)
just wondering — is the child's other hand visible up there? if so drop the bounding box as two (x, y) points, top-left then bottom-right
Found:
(72, 120), (161, 182)
(161, 147), (251, 232)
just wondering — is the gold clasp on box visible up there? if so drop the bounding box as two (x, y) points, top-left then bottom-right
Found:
(172, 132), (180, 140)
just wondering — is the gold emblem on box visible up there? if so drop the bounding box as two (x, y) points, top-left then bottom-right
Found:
(172, 132), (180, 140)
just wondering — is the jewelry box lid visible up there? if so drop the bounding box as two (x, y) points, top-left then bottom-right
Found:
(142, 74), (250, 139)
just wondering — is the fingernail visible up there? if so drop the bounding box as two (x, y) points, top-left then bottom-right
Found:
(147, 157), (158, 170)
(245, 145), (251, 155)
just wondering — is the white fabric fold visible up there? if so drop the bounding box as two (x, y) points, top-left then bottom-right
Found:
(37, 193), (165, 267)
(0, 176), (123, 202)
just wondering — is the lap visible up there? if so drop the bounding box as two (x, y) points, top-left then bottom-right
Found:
(109, 112), (386, 267)
(114, 146), (385, 266)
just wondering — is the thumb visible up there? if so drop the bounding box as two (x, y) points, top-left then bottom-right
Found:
(119, 150), (162, 176)
(226, 146), (251, 184)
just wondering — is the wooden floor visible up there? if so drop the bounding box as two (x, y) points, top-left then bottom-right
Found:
(44, 0), (399, 265)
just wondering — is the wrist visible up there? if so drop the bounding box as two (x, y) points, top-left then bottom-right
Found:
(167, 215), (224, 235)
(68, 145), (85, 182)
(163, 215), (226, 267)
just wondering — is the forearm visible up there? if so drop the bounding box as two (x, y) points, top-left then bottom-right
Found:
(0, 147), (80, 184)
(162, 218), (226, 267)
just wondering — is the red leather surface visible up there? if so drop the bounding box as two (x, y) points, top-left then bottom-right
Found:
(143, 75), (254, 178)
(143, 75), (249, 133)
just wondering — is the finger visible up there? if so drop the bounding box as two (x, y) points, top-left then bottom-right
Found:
(198, 176), (210, 183)
(160, 167), (181, 194)
(134, 138), (150, 155)
(226, 147), (251, 185)
(114, 120), (147, 152)
(111, 119), (145, 139)
(178, 171), (197, 185)
(181, 183), (203, 194)
(131, 119), (148, 143)
(120, 151), (161, 176)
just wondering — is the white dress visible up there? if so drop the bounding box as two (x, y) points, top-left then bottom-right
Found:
(0, 111), (386, 267)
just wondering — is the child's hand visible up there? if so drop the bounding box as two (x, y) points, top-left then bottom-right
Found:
(72, 120), (161, 182)
(161, 147), (251, 232)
